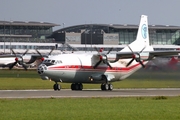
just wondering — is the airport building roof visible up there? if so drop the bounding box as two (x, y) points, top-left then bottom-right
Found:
(54, 24), (180, 33)
(0, 20), (60, 27)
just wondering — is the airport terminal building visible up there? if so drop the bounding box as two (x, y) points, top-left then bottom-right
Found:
(51, 24), (180, 45)
(0, 20), (180, 51)
(0, 20), (59, 43)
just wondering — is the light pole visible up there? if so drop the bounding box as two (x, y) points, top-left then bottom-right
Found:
(3, 20), (5, 53)
(62, 23), (65, 28)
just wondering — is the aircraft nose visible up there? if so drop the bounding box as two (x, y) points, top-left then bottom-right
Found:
(37, 64), (47, 74)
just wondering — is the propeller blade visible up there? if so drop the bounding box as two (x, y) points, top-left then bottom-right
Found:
(139, 60), (145, 68)
(94, 47), (100, 54)
(22, 49), (29, 56)
(10, 48), (17, 56)
(48, 47), (55, 56)
(36, 49), (43, 57)
(93, 60), (102, 69)
(127, 45), (134, 54)
(139, 46), (146, 53)
(106, 47), (113, 54)
(126, 58), (135, 67)
(106, 62), (112, 69)
(9, 62), (17, 70)
(22, 63), (28, 70)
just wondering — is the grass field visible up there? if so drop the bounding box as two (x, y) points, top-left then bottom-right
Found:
(1, 69), (180, 120)
(0, 97), (180, 120)
(0, 69), (180, 89)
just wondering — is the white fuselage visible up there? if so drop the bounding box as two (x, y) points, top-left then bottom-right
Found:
(37, 53), (146, 83)
(0, 57), (16, 67)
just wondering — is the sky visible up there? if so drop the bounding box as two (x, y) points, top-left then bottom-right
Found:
(1, 0), (180, 30)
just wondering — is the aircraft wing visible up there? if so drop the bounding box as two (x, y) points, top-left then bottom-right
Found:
(115, 52), (136, 59)
(94, 50), (180, 64)
(148, 51), (180, 57)
(0, 54), (47, 64)
(115, 50), (180, 60)
(26, 54), (48, 64)
(0, 54), (16, 58)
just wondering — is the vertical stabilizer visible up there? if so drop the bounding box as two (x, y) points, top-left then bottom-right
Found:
(121, 15), (150, 52)
(136, 15), (149, 46)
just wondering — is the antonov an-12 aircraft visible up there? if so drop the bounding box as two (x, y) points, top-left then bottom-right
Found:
(37, 15), (180, 91)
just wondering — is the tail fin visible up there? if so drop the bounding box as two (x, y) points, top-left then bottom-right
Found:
(121, 15), (150, 52)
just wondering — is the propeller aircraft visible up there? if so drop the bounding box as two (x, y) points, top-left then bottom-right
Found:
(0, 48), (55, 70)
(37, 15), (180, 91)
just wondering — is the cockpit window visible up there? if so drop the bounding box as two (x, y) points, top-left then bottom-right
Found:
(43, 59), (63, 64)
(52, 60), (55, 63)
(57, 60), (62, 64)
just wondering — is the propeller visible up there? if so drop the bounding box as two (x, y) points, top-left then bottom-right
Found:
(36, 49), (44, 61)
(36, 47), (55, 62)
(93, 47), (113, 69)
(9, 48), (29, 70)
(126, 45), (146, 68)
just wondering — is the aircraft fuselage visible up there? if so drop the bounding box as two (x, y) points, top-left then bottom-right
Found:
(37, 54), (143, 83)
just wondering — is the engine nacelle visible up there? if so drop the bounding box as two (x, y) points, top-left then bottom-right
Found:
(106, 54), (117, 62)
(139, 52), (150, 60)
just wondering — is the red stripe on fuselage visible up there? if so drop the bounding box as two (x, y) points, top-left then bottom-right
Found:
(48, 63), (140, 72)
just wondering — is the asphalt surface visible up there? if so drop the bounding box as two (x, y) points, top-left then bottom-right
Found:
(0, 88), (180, 98)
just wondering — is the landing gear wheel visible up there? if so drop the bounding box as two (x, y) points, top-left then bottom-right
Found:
(104, 83), (109, 90)
(53, 83), (61, 91)
(101, 83), (113, 91)
(78, 83), (83, 90)
(108, 84), (113, 91)
(75, 83), (79, 90)
(71, 83), (83, 91)
(101, 83), (109, 91)
(71, 83), (75, 90)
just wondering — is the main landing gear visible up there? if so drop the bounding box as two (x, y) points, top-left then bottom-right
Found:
(101, 83), (113, 91)
(53, 83), (83, 91)
(53, 82), (113, 91)
(71, 83), (83, 90)
(70, 83), (113, 91)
